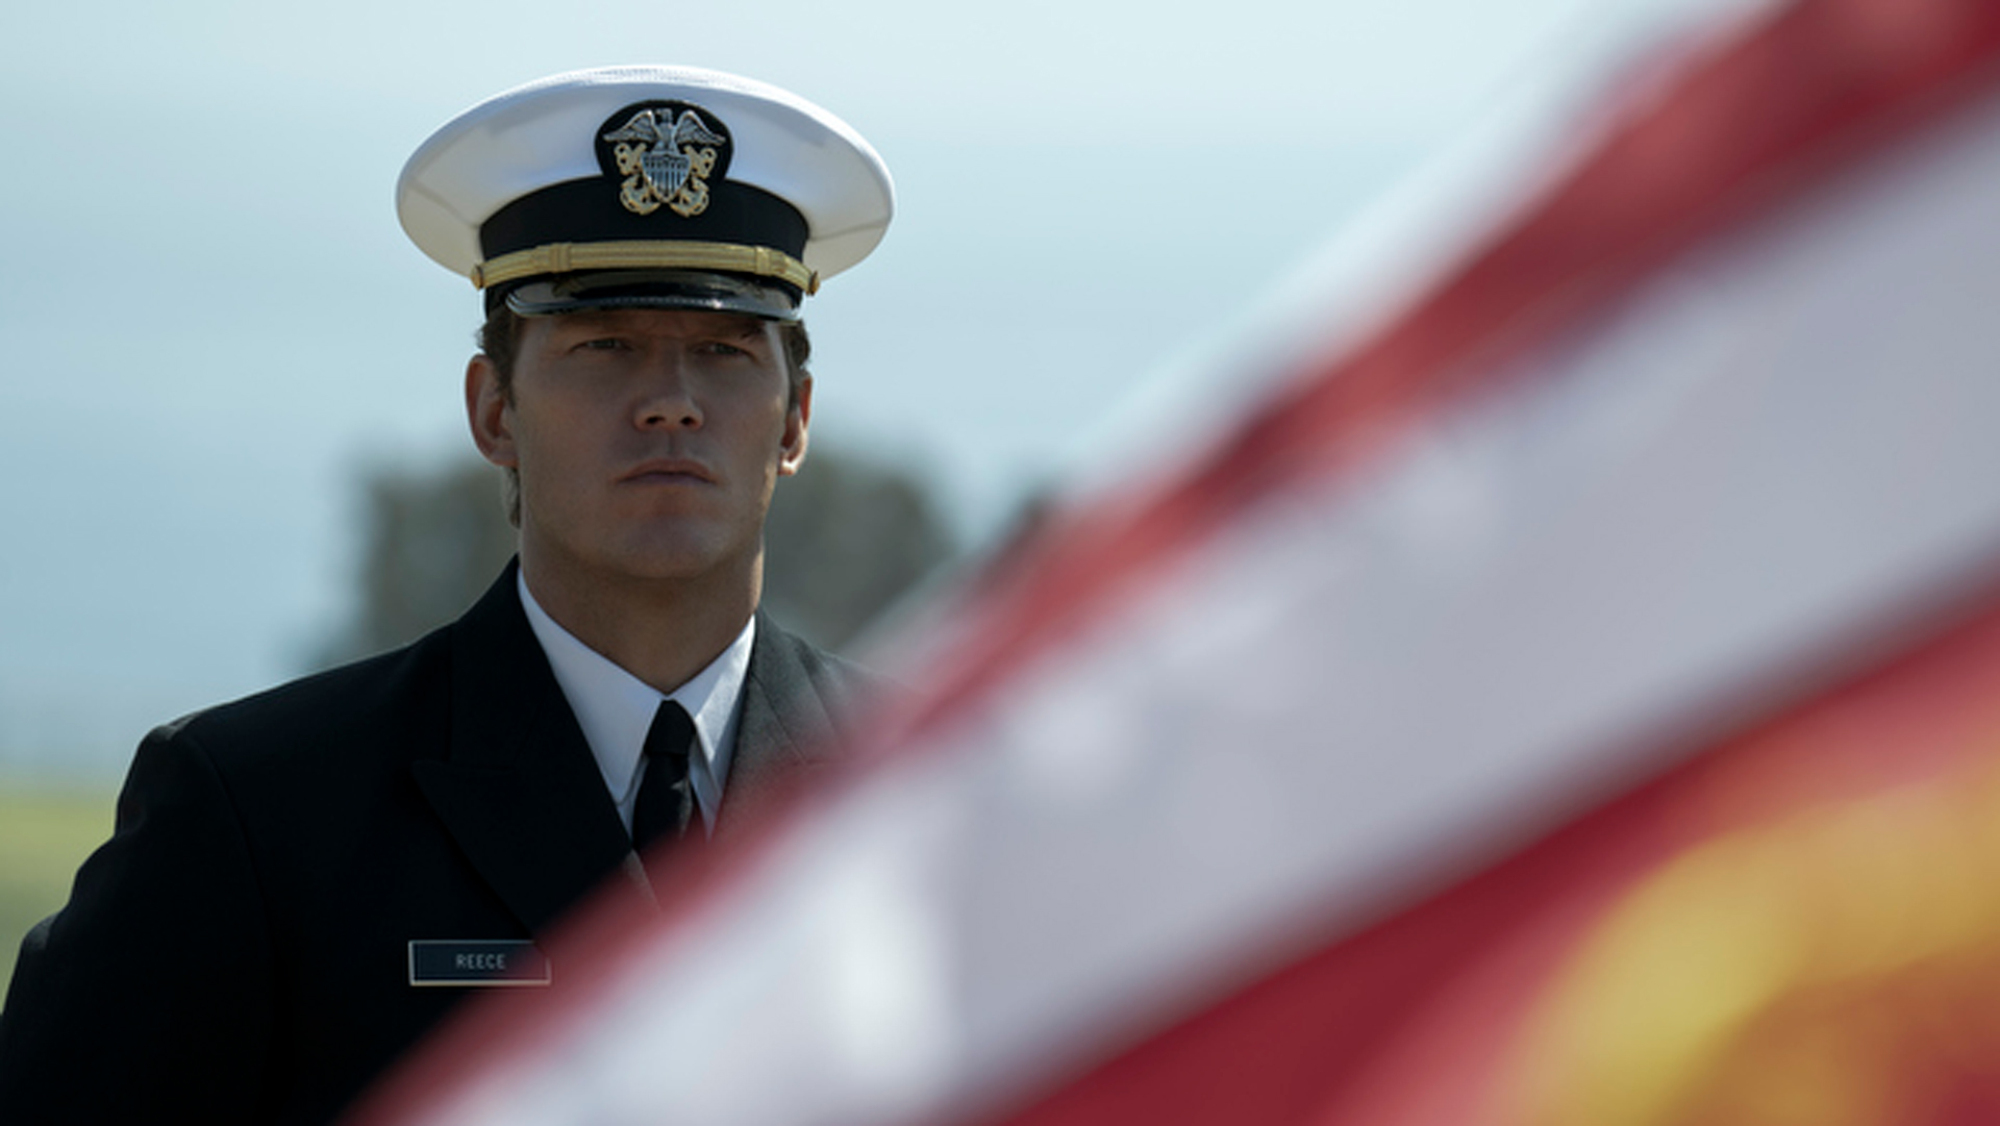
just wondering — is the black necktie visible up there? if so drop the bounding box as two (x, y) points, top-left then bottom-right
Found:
(631, 700), (697, 855)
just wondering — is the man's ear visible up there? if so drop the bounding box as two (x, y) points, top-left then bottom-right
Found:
(466, 354), (518, 469)
(778, 375), (812, 477)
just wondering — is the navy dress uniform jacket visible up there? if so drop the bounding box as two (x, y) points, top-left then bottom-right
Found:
(0, 563), (871, 1124)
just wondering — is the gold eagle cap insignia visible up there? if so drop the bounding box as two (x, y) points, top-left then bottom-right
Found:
(601, 107), (728, 218)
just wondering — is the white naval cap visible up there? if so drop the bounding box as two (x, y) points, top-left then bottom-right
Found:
(396, 65), (894, 320)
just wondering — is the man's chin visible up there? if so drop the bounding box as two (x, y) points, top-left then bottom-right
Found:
(601, 533), (758, 585)
(520, 516), (760, 586)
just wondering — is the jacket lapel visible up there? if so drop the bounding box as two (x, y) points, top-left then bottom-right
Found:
(718, 612), (843, 835)
(410, 563), (640, 934)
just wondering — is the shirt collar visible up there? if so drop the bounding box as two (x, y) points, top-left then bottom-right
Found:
(516, 569), (756, 808)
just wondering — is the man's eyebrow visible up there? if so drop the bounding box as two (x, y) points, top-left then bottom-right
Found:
(549, 312), (624, 332)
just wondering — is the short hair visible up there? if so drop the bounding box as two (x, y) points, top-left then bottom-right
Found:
(476, 304), (813, 526)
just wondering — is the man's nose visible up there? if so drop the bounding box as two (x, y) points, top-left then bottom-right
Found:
(635, 351), (702, 429)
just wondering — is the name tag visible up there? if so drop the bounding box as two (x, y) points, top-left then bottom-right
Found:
(408, 940), (551, 987)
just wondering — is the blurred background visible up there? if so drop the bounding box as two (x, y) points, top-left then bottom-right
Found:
(0, 0), (1760, 982)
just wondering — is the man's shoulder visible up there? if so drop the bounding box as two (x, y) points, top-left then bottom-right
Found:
(167, 566), (533, 772)
(164, 623), (457, 774)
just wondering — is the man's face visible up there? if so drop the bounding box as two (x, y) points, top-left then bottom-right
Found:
(468, 307), (809, 587)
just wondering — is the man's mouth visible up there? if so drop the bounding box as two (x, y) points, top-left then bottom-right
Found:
(620, 458), (716, 484)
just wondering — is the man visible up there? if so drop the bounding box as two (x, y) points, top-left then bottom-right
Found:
(0, 66), (894, 1124)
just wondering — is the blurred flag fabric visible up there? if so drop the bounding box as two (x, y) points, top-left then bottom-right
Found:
(357, 0), (2000, 1123)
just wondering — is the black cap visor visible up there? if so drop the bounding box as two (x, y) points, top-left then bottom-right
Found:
(501, 268), (802, 321)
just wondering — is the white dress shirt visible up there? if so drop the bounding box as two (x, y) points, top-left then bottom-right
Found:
(516, 571), (755, 837)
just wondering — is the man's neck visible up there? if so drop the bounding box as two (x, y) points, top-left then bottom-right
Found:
(517, 548), (759, 697)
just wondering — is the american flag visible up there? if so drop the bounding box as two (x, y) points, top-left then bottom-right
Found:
(357, 1), (2000, 1122)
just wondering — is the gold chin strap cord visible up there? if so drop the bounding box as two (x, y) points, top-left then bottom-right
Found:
(471, 241), (820, 295)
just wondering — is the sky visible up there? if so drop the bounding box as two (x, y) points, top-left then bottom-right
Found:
(0, 0), (1763, 776)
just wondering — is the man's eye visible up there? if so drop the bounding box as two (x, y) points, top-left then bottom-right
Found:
(577, 338), (628, 352)
(697, 341), (749, 357)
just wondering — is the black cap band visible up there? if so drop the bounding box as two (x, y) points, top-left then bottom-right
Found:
(478, 177), (810, 264)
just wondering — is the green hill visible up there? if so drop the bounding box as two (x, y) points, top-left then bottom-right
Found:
(0, 785), (116, 991)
